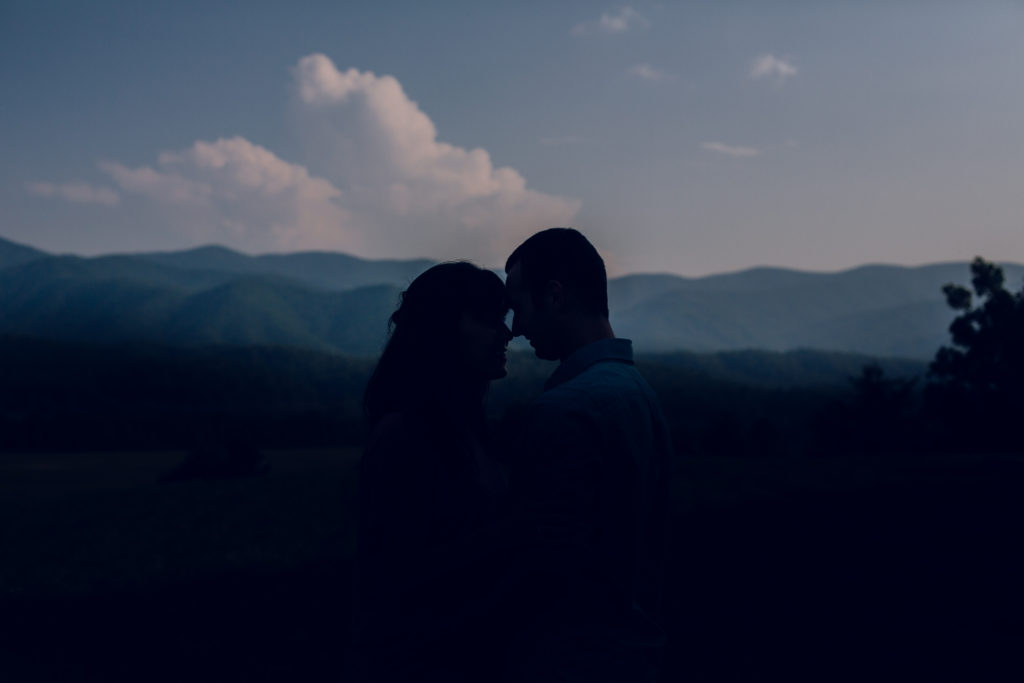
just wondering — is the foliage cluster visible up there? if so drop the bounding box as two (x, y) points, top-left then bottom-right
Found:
(927, 257), (1024, 452)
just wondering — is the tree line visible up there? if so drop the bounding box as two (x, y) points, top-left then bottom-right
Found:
(0, 258), (1018, 456)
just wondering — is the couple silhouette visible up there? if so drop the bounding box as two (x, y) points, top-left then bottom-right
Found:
(352, 228), (672, 682)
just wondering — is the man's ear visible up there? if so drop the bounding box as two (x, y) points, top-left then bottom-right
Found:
(543, 280), (565, 310)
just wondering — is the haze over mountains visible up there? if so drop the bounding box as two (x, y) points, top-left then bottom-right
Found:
(2, 235), (1020, 359)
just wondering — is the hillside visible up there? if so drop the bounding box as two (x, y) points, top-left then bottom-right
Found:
(132, 244), (434, 291)
(0, 235), (49, 270)
(611, 262), (1024, 356)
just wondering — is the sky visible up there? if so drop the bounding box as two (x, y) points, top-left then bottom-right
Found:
(2, 1), (1022, 276)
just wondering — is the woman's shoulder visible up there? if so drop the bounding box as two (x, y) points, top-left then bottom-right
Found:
(367, 411), (421, 449)
(363, 412), (435, 470)
(370, 411), (414, 435)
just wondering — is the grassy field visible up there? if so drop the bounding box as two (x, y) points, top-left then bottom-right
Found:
(2, 449), (1022, 681)
(1, 450), (360, 597)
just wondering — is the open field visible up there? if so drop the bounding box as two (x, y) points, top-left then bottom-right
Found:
(2, 449), (1022, 681)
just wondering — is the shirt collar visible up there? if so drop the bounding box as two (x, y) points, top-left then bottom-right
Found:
(544, 337), (634, 391)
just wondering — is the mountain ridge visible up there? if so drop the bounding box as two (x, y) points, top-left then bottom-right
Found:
(2, 234), (1020, 358)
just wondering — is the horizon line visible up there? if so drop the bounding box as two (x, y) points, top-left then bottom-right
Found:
(2, 232), (1020, 281)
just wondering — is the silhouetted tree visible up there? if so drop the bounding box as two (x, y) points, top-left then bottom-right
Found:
(928, 257), (1024, 452)
(850, 363), (917, 411)
(813, 363), (920, 455)
(852, 363), (918, 449)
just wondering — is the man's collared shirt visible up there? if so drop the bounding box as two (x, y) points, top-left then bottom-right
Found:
(544, 337), (635, 392)
(515, 337), (672, 624)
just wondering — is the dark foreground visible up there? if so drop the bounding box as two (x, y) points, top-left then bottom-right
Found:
(2, 450), (1022, 682)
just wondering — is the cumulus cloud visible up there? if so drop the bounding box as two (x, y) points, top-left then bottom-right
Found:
(701, 142), (761, 158)
(25, 181), (119, 206)
(572, 6), (648, 36)
(99, 161), (212, 206)
(68, 54), (578, 262)
(100, 137), (355, 253)
(627, 63), (671, 82)
(290, 53), (580, 261)
(750, 54), (798, 82)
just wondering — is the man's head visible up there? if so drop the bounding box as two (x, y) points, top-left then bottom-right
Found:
(504, 228), (611, 360)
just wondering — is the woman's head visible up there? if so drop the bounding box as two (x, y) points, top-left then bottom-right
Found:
(364, 262), (512, 425)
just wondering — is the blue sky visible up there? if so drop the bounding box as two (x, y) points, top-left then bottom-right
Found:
(2, 1), (1022, 276)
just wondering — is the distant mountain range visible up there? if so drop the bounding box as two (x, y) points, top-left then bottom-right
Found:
(2, 235), (1020, 358)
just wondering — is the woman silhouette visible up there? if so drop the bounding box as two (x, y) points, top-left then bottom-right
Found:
(351, 262), (513, 682)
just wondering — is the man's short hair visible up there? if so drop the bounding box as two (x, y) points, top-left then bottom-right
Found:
(505, 228), (609, 318)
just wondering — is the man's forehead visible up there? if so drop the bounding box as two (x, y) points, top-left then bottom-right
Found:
(505, 262), (523, 289)
(504, 264), (529, 310)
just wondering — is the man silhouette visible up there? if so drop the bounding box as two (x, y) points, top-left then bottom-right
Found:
(503, 228), (672, 682)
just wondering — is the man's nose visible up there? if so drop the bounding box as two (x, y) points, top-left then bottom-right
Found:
(501, 323), (513, 342)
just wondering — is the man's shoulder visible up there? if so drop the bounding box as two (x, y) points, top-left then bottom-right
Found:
(537, 360), (657, 417)
(561, 359), (653, 397)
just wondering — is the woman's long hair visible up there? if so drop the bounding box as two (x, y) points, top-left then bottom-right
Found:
(363, 262), (508, 430)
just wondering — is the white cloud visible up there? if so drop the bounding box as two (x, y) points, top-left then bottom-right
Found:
(750, 54), (798, 82)
(100, 137), (355, 253)
(627, 63), (671, 82)
(290, 53), (580, 262)
(25, 181), (119, 206)
(99, 161), (212, 206)
(75, 54), (578, 262)
(701, 142), (761, 158)
(572, 6), (649, 36)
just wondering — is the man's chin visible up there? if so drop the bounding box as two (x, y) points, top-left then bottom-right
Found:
(532, 346), (559, 361)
